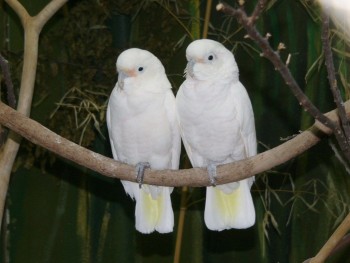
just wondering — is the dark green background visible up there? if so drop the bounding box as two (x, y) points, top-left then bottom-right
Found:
(0, 0), (349, 262)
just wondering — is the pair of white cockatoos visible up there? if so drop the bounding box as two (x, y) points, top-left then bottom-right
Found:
(106, 39), (256, 234)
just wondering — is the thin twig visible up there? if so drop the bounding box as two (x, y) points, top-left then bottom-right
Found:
(0, 54), (16, 108)
(202, 0), (212, 38)
(249, 0), (268, 25)
(216, 1), (350, 163)
(156, 1), (194, 40)
(216, 2), (337, 133)
(216, 2), (350, 262)
(321, 11), (350, 147)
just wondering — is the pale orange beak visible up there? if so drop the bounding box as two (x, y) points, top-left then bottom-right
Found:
(117, 69), (137, 90)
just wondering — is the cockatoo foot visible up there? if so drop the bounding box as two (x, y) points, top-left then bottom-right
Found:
(135, 162), (151, 188)
(207, 163), (217, 186)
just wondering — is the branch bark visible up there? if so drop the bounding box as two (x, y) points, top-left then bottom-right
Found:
(4, 0), (30, 25)
(0, 100), (348, 187)
(249, 0), (268, 25)
(0, 0), (68, 229)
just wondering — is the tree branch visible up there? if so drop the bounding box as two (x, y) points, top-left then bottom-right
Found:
(321, 11), (350, 146)
(202, 0), (213, 39)
(216, 1), (350, 162)
(328, 233), (350, 258)
(0, 100), (348, 187)
(0, 0), (68, 229)
(303, 213), (350, 263)
(249, 0), (268, 25)
(34, 0), (68, 32)
(216, 2), (338, 133)
(216, 2), (350, 262)
(4, 0), (29, 26)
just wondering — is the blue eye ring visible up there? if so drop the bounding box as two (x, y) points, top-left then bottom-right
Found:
(138, 67), (144, 72)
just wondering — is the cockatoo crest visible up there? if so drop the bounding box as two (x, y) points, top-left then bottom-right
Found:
(116, 48), (170, 93)
(185, 39), (239, 82)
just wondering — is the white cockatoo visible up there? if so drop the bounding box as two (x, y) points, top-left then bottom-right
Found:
(106, 48), (181, 234)
(176, 39), (256, 231)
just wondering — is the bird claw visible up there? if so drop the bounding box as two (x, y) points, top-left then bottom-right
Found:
(135, 162), (151, 189)
(207, 163), (217, 187)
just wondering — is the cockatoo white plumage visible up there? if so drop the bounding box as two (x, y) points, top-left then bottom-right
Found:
(176, 39), (256, 231)
(106, 48), (181, 234)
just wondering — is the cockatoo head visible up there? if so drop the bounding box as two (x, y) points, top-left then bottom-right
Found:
(185, 39), (239, 82)
(116, 48), (167, 92)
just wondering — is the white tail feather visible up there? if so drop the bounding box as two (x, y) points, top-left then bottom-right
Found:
(204, 178), (255, 231)
(135, 187), (173, 234)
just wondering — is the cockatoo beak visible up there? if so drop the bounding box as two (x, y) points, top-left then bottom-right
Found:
(117, 69), (137, 90)
(117, 71), (126, 90)
(186, 60), (195, 78)
(186, 58), (205, 79)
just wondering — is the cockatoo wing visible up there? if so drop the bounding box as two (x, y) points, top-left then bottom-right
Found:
(205, 81), (256, 230)
(164, 90), (182, 171)
(175, 83), (208, 168)
(106, 87), (139, 200)
(133, 89), (179, 233)
(233, 81), (257, 188)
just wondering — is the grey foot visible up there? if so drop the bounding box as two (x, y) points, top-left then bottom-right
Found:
(135, 162), (151, 189)
(207, 163), (217, 186)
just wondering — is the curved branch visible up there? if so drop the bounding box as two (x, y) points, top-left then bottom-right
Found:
(0, 100), (348, 187)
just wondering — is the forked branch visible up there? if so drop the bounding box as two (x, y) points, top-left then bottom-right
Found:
(0, 0), (68, 230)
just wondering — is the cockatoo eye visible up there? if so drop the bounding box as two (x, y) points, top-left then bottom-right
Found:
(208, 55), (214, 61)
(138, 67), (144, 72)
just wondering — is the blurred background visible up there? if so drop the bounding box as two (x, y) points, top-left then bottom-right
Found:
(0, 0), (350, 262)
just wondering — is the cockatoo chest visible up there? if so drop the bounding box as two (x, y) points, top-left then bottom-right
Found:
(109, 89), (172, 166)
(179, 81), (245, 163)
